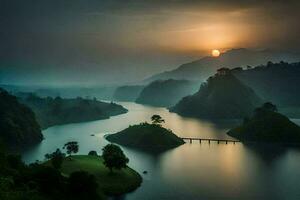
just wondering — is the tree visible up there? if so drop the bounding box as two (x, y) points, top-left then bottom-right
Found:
(262, 102), (277, 112)
(102, 144), (129, 173)
(63, 141), (79, 157)
(151, 115), (165, 125)
(45, 148), (65, 169)
(88, 150), (98, 156)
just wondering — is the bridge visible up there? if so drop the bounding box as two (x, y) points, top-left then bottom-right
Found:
(181, 137), (240, 144)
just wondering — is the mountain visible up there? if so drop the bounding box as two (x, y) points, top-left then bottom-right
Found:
(18, 94), (128, 129)
(145, 48), (300, 82)
(227, 103), (300, 144)
(113, 85), (144, 102)
(0, 89), (43, 150)
(170, 71), (262, 119)
(106, 122), (184, 152)
(233, 61), (300, 107)
(135, 79), (200, 107)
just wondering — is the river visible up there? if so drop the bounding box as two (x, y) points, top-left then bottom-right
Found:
(22, 102), (300, 200)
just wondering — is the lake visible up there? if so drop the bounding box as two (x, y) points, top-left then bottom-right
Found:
(22, 102), (300, 200)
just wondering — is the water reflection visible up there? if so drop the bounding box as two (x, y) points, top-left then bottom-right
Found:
(22, 102), (300, 200)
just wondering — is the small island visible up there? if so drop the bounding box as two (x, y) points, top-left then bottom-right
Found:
(106, 115), (185, 152)
(227, 102), (300, 144)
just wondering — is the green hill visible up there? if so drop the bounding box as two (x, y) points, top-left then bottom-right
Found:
(0, 89), (43, 150)
(136, 79), (199, 107)
(106, 123), (184, 151)
(170, 72), (262, 119)
(59, 155), (142, 195)
(19, 94), (128, 129)
(228, 104), (300, 143)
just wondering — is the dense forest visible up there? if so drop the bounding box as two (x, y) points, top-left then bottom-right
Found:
(18, 94), (128, 129)
(0, 89), (43, 151)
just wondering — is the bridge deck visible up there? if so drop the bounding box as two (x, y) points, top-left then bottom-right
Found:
(181, 137), (240, 144)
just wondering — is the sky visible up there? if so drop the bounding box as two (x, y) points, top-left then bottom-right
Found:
(1, 0), (300, 86)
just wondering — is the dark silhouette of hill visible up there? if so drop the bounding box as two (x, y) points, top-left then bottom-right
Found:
(228, 103), (300, 144)
(136, 79), (200, 107)
(145, 48), (299, 83)
(18, 94), (128, 129)
(113, 85), (144, 101)
(0, 89), (43, 150)
(170, 71), (262, 119)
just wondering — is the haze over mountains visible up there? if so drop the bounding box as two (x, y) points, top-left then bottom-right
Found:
(145, 48), (300, 83)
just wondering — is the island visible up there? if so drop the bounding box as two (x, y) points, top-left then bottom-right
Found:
(227, 103), (300, 144)
(60, 155), (142, 195)
(106, 115), (185, 152)
(0, 88), (43, 151)
(170, 69), (262, 119)
(18, 93), (128, 129)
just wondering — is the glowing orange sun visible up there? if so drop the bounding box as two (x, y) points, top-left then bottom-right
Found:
(212, 49), (220, 57)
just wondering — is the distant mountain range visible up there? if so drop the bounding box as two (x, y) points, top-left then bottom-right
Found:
(145, 48), (300, 83)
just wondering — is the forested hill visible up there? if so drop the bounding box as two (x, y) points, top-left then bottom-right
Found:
(18, 94), (128, 129)
(170, 72), (262, 119)
(233, 61), (300, 107)
(0, 89), (43, 151)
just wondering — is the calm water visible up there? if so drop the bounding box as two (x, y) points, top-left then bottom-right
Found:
(22, 102), (300, 200)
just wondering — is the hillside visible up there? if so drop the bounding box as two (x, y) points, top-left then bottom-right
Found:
(113, 85), (144, 101)
(170, 72), (262, 119)
(106, 123), (184, 152)
(233, 62), (300, 107)
(0, 89), (43, 150)
(19, 94), (128, 128)
(145, 48), (299, 83)
(228, 104), (300, 143)
(136, 79), (200, 107)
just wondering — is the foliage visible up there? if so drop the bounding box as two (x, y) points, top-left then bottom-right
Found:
(63, 141), (79, 156)
(59, 155), (141, 196)
(88, 151), (98, 156)
(18, 94), (127, 129)
(102, 144), (129, 173)
(68, 171), (99, 199)
(45, 149), (65, 169)
(0, 88), (43, 151)
(106, 122), (184, 152)
(151, 115), (165, 125)
(171, 73), (262, 119)
(228, 103), (300, 143)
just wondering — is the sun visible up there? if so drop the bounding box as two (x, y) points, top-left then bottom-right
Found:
(212, 49), (220, 57)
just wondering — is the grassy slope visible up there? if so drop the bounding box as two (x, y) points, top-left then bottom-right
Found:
(60, 155), (142, 195)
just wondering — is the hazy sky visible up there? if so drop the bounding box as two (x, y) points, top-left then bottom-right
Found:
(1, 0), (300, 86)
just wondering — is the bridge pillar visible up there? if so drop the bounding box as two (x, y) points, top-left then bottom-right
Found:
(190, 139), (192, 144)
